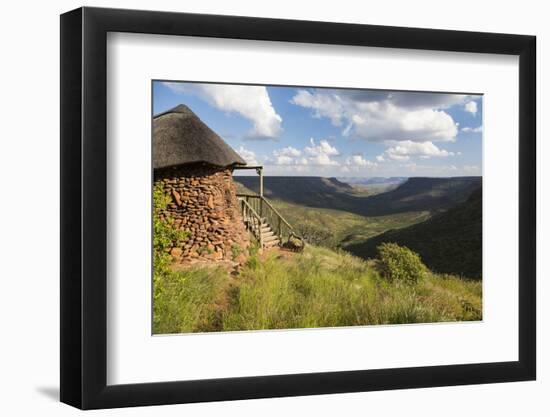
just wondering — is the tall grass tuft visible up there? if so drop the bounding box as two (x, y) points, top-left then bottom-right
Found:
(153, 266), (230, 334)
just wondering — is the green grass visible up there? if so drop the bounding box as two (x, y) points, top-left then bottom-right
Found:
(153, 245), (482, 334)
(153, 266), (231, 334)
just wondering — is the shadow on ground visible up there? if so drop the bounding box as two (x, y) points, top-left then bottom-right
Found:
(35, 386), (59, 401)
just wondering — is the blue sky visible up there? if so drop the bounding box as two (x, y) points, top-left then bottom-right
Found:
(153, 81), (482, 177)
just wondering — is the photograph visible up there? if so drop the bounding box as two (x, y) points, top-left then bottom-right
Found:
(152, 81), (483, 334)
(51, 2), (541, 412)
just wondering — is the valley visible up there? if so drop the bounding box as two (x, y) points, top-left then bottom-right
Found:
(235, 175), (482, 278)
(345, 186), (482, 278)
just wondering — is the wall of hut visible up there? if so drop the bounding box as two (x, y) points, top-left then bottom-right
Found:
(154, 163), (250, 263)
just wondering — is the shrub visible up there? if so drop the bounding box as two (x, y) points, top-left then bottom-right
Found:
(153, 183), (188, 275)
(231, 244), (243, 260)
(377, 243), (427, 285)
(198, 246), (214, 256)
(295, 221), (333, 246)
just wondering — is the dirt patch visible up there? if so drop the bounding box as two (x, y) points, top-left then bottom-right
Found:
(171, 259), (239, 274)
(259, 246), (297, 263)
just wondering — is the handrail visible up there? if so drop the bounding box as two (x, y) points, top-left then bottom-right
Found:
(239, 197), (264, 248)
(237, 193), (304, 250)
(258, 196), (294, 232)
(239, 197), (262, 222)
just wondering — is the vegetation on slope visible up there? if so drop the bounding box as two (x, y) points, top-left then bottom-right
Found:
(271, 198), (431, 248)
(345, 187), (482, 278)
(235, 180), (432, 248)
(153, 244), (482, 334)
(337, 177), (407, 196)
(336, 176), (407, 186)
(348, 182), (401, 196)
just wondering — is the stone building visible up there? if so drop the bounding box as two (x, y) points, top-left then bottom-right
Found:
(153, 104), (250, 263)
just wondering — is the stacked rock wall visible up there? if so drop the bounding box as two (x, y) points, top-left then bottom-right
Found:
(154, 163), (250, 263)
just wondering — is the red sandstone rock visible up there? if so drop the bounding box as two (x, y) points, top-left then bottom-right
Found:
(171, 190), (182, 206)
(170, 247), (183, 259)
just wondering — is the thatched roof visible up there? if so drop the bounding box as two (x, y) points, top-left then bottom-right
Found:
(153, 104), (246, 169)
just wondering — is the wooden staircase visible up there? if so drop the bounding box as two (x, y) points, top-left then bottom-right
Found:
(237, 194), (303, 250)
(259, 222), (280, 248)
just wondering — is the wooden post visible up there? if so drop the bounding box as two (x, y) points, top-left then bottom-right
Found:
(258, 217), (263, 248)
(256, 167), (264, 217)
(259, 167), (264, 198)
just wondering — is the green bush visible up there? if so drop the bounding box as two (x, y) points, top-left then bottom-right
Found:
(153, 183), (188, 275)
(231, 244), (243, 260)
(377, 243), (427, 285)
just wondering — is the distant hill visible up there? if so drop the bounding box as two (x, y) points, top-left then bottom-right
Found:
(337, 177), (408, 186)
(344, 187), (482, 278)
(235, 176), (361, 213)
(234, 176), (482, 217)
(354, 176), (482, 215)
(325, 177), (355, 191)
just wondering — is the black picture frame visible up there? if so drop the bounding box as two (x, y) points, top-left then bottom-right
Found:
(60, 6), (536, 410)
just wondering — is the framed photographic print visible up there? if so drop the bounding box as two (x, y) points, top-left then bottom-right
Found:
(60, 7), (536, 409)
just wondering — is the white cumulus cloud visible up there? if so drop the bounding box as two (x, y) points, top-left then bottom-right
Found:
(163, 82), (283, 138)
(461, 125), (483, 133)
(274, 146), (302, 157)
(237, 146), (258, 165)
(378, 140), (455, 162)
(269, 146), (303, 165)
(464, 101), (478, 116)
(304, 138), (340, 166)
(345, 154), (376, 168)
(267, 139), (340, 166)
(291, 89), (469, 143)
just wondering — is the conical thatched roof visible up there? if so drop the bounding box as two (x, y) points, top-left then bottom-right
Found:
(153, 104), (246, 169)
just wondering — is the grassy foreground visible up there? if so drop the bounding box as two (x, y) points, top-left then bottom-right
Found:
(153, 245), (482, 334)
